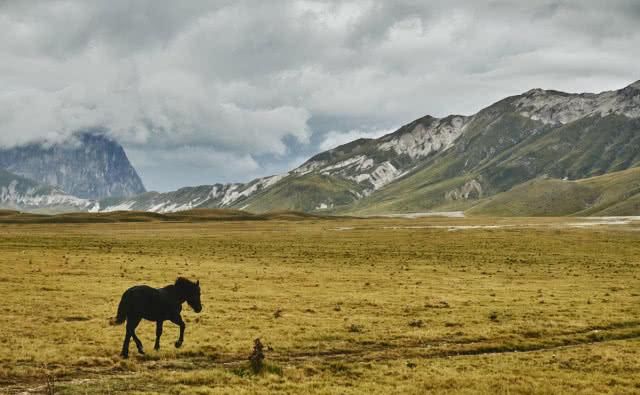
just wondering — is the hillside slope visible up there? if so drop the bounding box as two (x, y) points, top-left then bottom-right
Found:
(339, 82), (640, 215)
(467, 167), (640, 216)
(233, 114), (471, 213)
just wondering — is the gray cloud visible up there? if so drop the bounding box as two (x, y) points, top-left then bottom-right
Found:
(1, 0), (639, 191)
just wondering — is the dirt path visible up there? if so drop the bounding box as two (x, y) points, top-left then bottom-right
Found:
(6, 321), (640, 394)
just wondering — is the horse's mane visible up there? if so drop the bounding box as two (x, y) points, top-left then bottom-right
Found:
(175, 277), (197, 288)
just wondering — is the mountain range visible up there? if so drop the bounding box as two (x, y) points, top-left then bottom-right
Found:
(1, 81), (639, 216)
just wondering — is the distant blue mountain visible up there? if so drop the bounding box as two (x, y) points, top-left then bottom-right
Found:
(0, 132), (145, 199)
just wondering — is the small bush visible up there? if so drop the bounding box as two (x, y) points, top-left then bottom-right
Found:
(408, 319), (424, 328)
(249, 338), (265, 374)
(348, 324), (363, 333)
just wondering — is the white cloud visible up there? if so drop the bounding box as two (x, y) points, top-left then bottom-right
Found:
(0, 0), (638, 190)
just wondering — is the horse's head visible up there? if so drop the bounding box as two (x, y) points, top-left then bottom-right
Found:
(175, 277), (202, 313)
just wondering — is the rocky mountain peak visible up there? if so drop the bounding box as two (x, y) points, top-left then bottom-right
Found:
(513, 82), (640, 125)
(0, 131), (146, 199)
(627, 80), (640, 90)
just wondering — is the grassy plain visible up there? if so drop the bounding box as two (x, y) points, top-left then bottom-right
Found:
(1, 215), (640, 394)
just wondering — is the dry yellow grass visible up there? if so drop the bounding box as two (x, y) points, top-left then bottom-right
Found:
(1, 216), (639, 394)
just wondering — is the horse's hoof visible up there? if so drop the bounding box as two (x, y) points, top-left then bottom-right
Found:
(175, 341), (182, 348)
(154, 346), (160, 351)
(138, 349), (145, 355)
(121, 353), (129, 359)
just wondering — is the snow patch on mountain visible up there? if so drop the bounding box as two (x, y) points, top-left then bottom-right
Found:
(219, 175), (285, 207)
(312, 155), (403, 191)
(0, 179), (95, 211)
(378, 116), (468, 159)
(240, 174), (286, 198)
(315, 201), (334, 210)
(97, 174), (289, 214)
(292, 160), (325, 176)
(218, 184), (242, 206)
(150, 201), (201, 213)
(319, 155), (374, 173)
(18, 193), (93, 209)
(101, 201), (136, 212)
(347, 161), (405, 190)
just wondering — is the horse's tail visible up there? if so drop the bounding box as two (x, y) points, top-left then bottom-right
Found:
(110, 293), (127, 326)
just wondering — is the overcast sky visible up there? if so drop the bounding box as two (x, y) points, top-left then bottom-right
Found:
(1, 1), (639, 191)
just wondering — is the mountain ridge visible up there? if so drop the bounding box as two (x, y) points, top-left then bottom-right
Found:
(3, 80), (639, 215)
(467, 166), (640, 217)
(100, 79), (640, 215)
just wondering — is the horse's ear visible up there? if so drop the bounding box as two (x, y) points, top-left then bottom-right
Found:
(196, 280), (200, 286)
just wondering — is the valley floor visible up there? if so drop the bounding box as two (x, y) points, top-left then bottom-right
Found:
(1, 217), (640, 394)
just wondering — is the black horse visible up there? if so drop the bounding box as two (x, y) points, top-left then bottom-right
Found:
(112, 277), (202, 358)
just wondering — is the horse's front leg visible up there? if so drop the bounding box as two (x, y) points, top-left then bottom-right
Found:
(154, 320), (163, 351)
(171, 314), (186, 348)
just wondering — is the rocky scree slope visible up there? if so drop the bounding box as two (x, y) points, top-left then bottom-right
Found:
(0, 168), (96, 213)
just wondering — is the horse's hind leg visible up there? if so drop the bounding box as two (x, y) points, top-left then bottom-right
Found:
(127, 317), (145, 355)
(121, 329), (131, 358)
